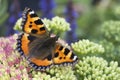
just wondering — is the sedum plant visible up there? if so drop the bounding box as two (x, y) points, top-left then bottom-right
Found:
(100, 20), (120, 64)
(101, 20), (120, 43)
(0, 34), (30, 80)
(14, 18), (22, 32)
(71, 39), (104, 58)
(43, 16), (71, 34)
(75, 56), (120, 80)
(45, 66), (77, 80)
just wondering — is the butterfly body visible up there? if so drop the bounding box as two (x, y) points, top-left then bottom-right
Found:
(28, 36), (58, 60)
(16, 7), (78, 70)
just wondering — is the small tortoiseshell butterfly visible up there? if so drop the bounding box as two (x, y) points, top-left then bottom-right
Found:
(16, 7), (78, 70)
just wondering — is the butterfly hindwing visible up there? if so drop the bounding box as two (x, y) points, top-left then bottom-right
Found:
(53, 44), (78, 66)
(17, 33), (30, 56)
(21, 7), (47, 35)
(17, 33), (53, 70)
(28, 54), (53, 70)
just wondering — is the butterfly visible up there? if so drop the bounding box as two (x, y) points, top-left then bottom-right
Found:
(16, 7), (78, 70)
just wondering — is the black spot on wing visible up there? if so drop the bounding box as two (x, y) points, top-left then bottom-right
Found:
(64, 48), (70, 55)
(70, 53), (75, 60)
(40, 27), (45, 31)
(59, 57), (62, 60)
(54, 52), (59, 57)
(59, 46), (63, 51)
(31, 29), (38, 34)
(30, 22), (32, 24)
(30, 13), (38, 18)
(46, 54), (52, 61)
(29, 25), (32, 28)
(28, 35), (36, 42)
(34, 19), (43, 25)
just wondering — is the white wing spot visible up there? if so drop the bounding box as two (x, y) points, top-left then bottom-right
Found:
(73, 56), (77, 60)
(29, 11), (35, 15)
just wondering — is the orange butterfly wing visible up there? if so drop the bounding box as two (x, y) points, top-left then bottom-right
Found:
(21, 7), (47, 35)
(17, 33), (53, 70)
(53, 44), (78, 66)
(17, 33), (29, 56)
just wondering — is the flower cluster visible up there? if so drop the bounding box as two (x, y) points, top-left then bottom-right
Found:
(13, 18), (22, 32)
(30, 66), (77, 80)
(0, 34), (30, 79)
(71, 39), (104, 55)
(98, 20), (120, 65)
(46, 66), (77, 80)
(100, 39), (120, 64)
(42, 16), (71, 35)
(101, 20), (120, 43)
(74, 56), (120, 80)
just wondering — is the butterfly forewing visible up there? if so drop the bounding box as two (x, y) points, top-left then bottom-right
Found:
(21, 7), (47, 35)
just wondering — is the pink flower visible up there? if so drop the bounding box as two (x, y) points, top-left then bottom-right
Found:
(0, 34), (43, 79)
